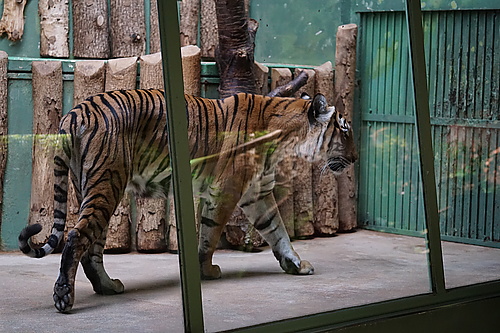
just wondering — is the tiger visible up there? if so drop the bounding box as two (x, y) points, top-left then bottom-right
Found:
(18, 89), (357, 313)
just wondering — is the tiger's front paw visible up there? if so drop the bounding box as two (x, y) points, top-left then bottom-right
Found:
(200, 264), (221, 280)
(281, 258), (315, 275)
(53, 283), (74, 313)
(297, 260), (314, 275)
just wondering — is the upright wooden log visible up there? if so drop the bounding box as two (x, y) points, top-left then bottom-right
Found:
(39, 0), (69, 58)
(0, 52), (8, 231)
(335, 24), (358, 232)
(293, 68), (315, 238)
(270, 67), (295, 237)
(254, 62), (269, 95)
(102, 57), (138, 253)
(149, 0), (160, 54)
(136, 53), (167, 252)
(66, 61), (106, 237)
(105, 57), (138, 91)
(29, 61), (63, 246)
(110, 0), (146, 58)
(181, 45), (201, 96)
(73, 61), (106, 104)
(139, 53), (163, 89)
(0, 0), (27, 41)
(72, 0), (110, 58)
(313, 61), (339, 235)
(200, 0), (218, 59)
(180, 0), (200, 47)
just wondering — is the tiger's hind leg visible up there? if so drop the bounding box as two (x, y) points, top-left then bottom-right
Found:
(53, 183), (123, 312)
(80, 229), (124, 295)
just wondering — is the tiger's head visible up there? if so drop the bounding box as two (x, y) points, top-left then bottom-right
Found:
(296, 93), (357, 175)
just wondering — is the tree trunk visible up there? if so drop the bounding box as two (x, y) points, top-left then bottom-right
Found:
(200, 0), (218, 59)
(180, 0), (200, 47)
(39, 0), (69, 58)
(0, 51), (8, 233)
(215, 0), (257, 97)
(102, 57), (138, 253)
(29, 61), (63, 246)
(72, 0), (110, 58)
(334, 24), (358, 232)
(214, 1), (310, 247)
(67, 61), (106, 239)
(0, 0), (27, 41)
(312, 61), (339, 235)
(110, 0), (145, 58)
(136, 52), (168, 252)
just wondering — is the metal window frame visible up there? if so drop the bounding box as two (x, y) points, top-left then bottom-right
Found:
(156, 1), (500, 332)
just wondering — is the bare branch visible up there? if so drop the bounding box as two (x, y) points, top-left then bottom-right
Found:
(267, 70), (309, 97)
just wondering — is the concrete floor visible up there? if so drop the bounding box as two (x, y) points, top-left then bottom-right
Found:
(1, 229), (499, 332)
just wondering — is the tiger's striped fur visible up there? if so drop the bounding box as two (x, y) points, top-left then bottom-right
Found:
(18, 89), (356, 312)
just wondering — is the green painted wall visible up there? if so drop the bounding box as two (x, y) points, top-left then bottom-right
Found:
(1, 1), (500, 249)
(357, 9), (500, 247)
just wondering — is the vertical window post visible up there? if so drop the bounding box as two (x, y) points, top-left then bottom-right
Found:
(405, 0), (446, 294)
(156, 0), (205, 331)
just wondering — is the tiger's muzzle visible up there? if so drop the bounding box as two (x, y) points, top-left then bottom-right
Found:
(327, 154), (357, 175)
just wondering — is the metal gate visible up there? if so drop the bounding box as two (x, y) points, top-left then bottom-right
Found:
(357, 9), (500, 247)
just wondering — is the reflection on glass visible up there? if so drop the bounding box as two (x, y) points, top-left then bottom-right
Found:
(194, 89), (430, 331)
(425, 10), (500, 288)
(438, 125), (500, 288)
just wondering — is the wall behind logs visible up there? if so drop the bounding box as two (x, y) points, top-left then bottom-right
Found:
(0, 1), (356, 251)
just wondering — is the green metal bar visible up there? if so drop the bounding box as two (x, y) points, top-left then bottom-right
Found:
(404, 0), (446, 294)
(156, 1), (204, 332)
(231, 281), (500, 333)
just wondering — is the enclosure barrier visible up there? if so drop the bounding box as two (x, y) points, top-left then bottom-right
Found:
(0, 46), (358, 252)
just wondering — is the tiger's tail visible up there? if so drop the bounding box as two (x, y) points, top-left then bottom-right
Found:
(19, 131), (72, 258)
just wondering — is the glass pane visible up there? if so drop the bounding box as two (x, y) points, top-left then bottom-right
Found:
(424, 10), (500, 289)
(194, 92), (430, 331)
(0, 65), (186, 330)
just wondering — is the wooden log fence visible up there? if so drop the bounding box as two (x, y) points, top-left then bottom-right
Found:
(6, 14), (356, 252)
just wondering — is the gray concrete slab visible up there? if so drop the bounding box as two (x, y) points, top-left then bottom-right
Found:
(1, 230), (499, 332)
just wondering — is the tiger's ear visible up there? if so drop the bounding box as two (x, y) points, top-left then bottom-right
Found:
(300, 92), (311, 100)
(309, 93), (334, 124)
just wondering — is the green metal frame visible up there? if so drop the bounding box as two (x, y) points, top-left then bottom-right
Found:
(156, 0), (499, 332)
(156, 1), (204, 331)
(404, 0), (446, 295)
